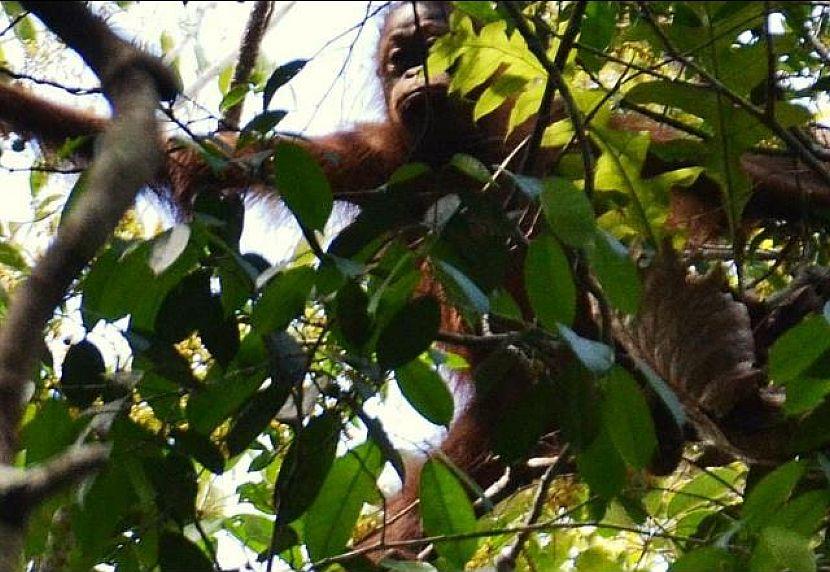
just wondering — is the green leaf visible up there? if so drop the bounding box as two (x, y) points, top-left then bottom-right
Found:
(489, 288), (522, 321)
(557, 324), (614, 375)
(252, 266), (315, 334)
(579, 2), (618, 72)
(577, 428), (626, 498)
(396, 360), (454, 427)
(335, 280), (372, 349)
(145, 453), (197, 523)
(273, 141), (333, 232)
(768, 315), (830, 384)
(742, 460), (805, 531)
(305, 442), (384, 561)
(667, 466), (742, 518)
(73, 462), (138, 558)
(493, 381), (557, 463)
(263, 59), (307, 110)
(376, 296), (441, 370)
(435, 260), (489, 315)
(750, 527), (816, 572)
(226, 384), (291, 457)
(59, 171), (89, 228)
(242, 110), (288, 135)
(574, 548), (625, 572)
(219, 84), (249, 112)
(602, 366), (656, 469)
(82, 238), (198, 331)
(768, 490), (829, 538)
(506, 171), (546, 200)
(223, 515), (275, 555)
(275, 411), (340, 525)
(171, 428), (225, 475)
(158, 531), (213, 572)
(541, 177), (596, 248)
(525, 234), (575, 329)
(782, 377), (830, 416)
(670, 547), (737, 572)
(186, 335), (269, 434)
(22, 399), (84, 465)
(0, 241), (27, 270)
(449, 153), (491, 183)
(419, 458), (478, 568)
(589, 231), (641, 314)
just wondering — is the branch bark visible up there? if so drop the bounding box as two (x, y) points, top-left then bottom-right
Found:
(223, 0), (275, 130)
(0, 1), (177, 564)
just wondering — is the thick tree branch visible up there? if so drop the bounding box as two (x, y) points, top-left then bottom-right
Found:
(0, 0), (176, 478)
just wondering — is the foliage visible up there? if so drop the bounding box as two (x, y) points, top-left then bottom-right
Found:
(4, 1), (830, 571)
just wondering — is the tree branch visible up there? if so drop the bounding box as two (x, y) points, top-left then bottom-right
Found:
(223, 1), (275, 130)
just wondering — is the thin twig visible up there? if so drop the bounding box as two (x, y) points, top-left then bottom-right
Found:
(495, 445), (569, 571)
(0, 66), (101, 95)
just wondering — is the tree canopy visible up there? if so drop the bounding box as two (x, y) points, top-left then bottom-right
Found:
(2, 2), (830, 571)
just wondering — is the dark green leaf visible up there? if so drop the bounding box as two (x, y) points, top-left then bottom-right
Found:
(158, 531), (213, 572)
(577, 428), (626, 498)
(145, 453), (197, 523)
(226, 384), (291, 457)
(506, 171), (545, 200)
(186, 334), (269, 434)
(376, 296), (441, 370)
(252, 265), (316, 334)
(59, 171), (89, 228)
(579, 2), (618, 72)
(435, 260), (489, 315)
(275, 411), (340, 524)
(73, 463), (138, 558)
(449, 153), (491, 183)
(171, 428), (225, 474)
(335, 280), (372, 349)
(493, 381), (557, 463)
(263, 59), (307, 110)
(242, 110), (288, 135)
(61, 339), (106, 408)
